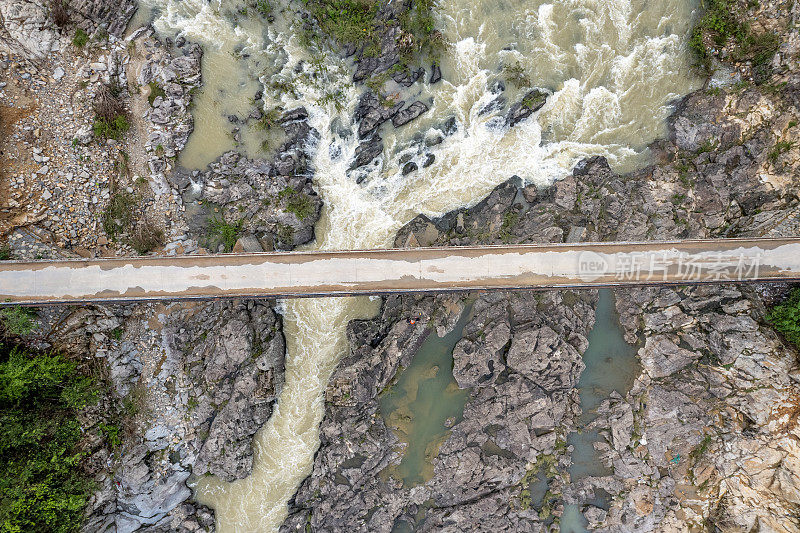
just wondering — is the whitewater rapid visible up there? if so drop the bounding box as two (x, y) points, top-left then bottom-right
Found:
(141, 0), (700, 530)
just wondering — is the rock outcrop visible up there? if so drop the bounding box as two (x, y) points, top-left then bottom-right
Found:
(0, 0), (135, 59)
(283, 27), (800, 529)
(283, 289), (593, 532)
(60, 299), (287, 533)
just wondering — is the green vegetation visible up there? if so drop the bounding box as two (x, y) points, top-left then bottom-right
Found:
(696, 138), (718, 154)
(0, 307), (36, 337)
(538, 490), (556, 519)
(92, 115), (130, 140)
(208, 216), (243, 253)
(255, 0), (274, 18)
(101, 192), (164, 253)
(0, 245), (10, 260)
(398, 0), (445, 63)
(689, 0), (780, 75)
(121, 382), (148, 418)
(767, 287), (800, 348)
(255, 107), (282, 131)
(365, 72), (390, 92)
(269, 78), (297, 98)
(97, 422), (121, 448)
(276, 223), (295, 245)
(318, 89), (347, 111)
(0, 344), (98, 532)
(498, 210), (520, 243)
(147, 82), (166, 106)
(768, 140), (794, 163)
(102, 191), (137, 240)
(280, 188), (315, 221)
(690, 434), (713, 461)
(522, 90), (547, 111)
(93, 83), (129, 141)
(301, 0), (444, 64)
(130, 219), (165, 255)
(503, 62), (530, 88)
(72, 28), (89, 48)
(533, 453), (557, 477)
(302, 0), (380, 46)
(517, 467), (538, 510)
(671, 192), (687, 205)
(517, 458), (558, 516)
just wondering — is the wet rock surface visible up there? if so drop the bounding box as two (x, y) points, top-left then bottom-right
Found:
(282, 290), (594, 532)
(284, 14), (800, 529)
(168, 105), (323, 250)
(66, 299), (286, 533)
(1, 6), (292, 533)
(506, 89), (548, 127)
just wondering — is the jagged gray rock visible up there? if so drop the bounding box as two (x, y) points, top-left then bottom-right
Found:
(392, 101), (429, 128)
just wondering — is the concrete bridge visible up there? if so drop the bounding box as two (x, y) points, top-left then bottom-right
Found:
(1, 238), (799, 306)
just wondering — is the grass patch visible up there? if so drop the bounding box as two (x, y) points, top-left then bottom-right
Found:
(208, 216), (243, 253)
(276, 223), (295, 245)
(102, 191), (137, 240)
(689, 434), (713, 461)
(303, 0), (380, 46)
(767, 287), (800, 348)
(0, 245), (10, 260)
(93, 84), (129, 141)
(121, 382), (149, 418)
(499, 210), (520, 243)
(72, 28), (89, 48)
(696, 139), (718, 154)
(522, 90), (547, 111)
(671, 193), (687, 204)
(768, 140), (794, 163)
(503, 61), (530, 88)
(0, 307), (36, 337)
(301, 0), (444, 64)
(286, 194), (315, 221)
(278, 187), (316, 221)
(147, 82), (166, 106)
(255, 0), (274, 18)
(92, 115), (130, 140)
(318, 89), (347, 111)
(398, 0), (445, 63)
(0, 343), (99, 532)
(689, 0), (780, 75)
(255, 107), (282, 131)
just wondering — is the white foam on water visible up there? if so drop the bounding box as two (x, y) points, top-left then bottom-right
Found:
(141, 0), (701, 530)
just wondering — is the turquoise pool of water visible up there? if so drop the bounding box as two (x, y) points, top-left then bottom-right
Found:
(562, 289), (640, 532)
(380, 305), (473, 487)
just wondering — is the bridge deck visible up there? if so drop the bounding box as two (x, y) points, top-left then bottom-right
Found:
(0, 238), (799, 306)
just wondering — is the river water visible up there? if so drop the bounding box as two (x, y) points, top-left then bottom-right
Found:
(562, 288), (640, 531)
(138, 0), (700, 530)
(379, 303), (473, 487)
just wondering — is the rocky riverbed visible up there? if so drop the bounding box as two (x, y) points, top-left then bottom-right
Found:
(282, 2), (800, 531)
(0, 0), (323, 530)
(1, 0), (800, 532)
